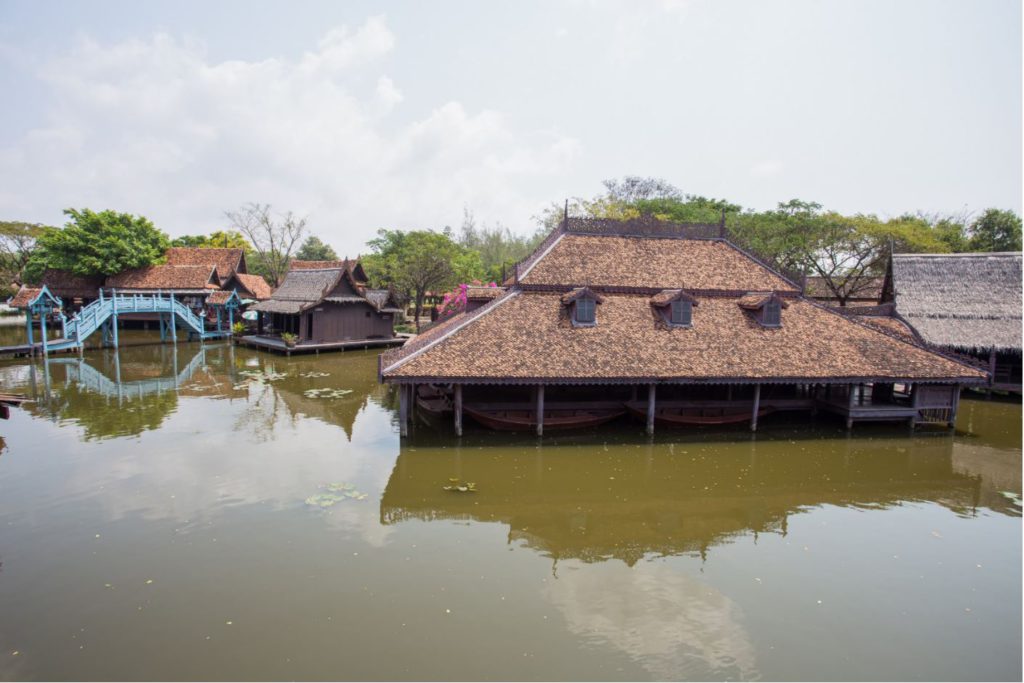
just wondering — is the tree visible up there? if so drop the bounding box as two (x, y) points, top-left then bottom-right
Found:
(24, 209), (169, 281)
(968, 209), (1022, 252)
(456, 208), (543, 282)
(171, 231), (251, 249)
(0, 220), (50, 285)
(224, 203), (307, 287)
(364, 229), (480, 332)
(295, 235), (339, 261)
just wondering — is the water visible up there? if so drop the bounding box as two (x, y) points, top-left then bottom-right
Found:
(0, 333), (1020, 681)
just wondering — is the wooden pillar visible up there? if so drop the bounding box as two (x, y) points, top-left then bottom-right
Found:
(987, 349), (997, 397)
(630, 385), (638, 402)
(398, 384), (409, 437)
(228, 307), (234, 333)
(454, 384), (463, 436)
(846, 383), (856, 430)
(751, 383), (761, 432)
(39, 309), (48, 357)
(170, 294), (177, 343)
(25, 310), (34, 347)
(949, 384), (961, 428)
(536, 385), (545, 437)
(111, 292), (119, 348)
(646, 383), (656, 436)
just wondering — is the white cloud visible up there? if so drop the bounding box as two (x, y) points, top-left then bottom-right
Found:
(750, 160), (785, 177)
(0, 16), (579, 252)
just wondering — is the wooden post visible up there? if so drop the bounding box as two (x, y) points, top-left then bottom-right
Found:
(987, 349), (996, 397)
(170, 294), (177, 343)
(846, 383), (856, 430)
(39, 309), (48, 357)
(630, 385), (638, 402)
(646, 383), (656, 436)
(949, 384), (960, 428)
(751, 383), (761, 432)
(454, 384), (463, 436)
(25, 310), (33, 347)
(536, 385), (545, 437)
(398, 384), (409, 437)
(111, 291), (118, 348)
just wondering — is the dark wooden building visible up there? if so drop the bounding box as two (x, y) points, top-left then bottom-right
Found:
(247, 263), (402, 353)
(381, 217), (987, 436)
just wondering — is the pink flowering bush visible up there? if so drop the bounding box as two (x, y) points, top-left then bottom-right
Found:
(437, 280), (497, 319)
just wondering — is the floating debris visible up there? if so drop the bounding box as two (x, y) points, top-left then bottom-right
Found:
(238, 369), (288, 383)
(302, 388), (353, 399)
(305, 482), (368, 508)
(299, 371), (331, 378)
(442, 478), (477, 493)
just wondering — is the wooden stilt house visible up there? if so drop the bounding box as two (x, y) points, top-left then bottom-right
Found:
(381, 217), (988, 436)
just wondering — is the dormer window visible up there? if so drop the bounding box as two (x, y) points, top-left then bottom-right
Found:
(650, 289), (697, 328)
(561, 287), (604, 328)
(576, 297), (596, 324)
(738, 291), (788, 328)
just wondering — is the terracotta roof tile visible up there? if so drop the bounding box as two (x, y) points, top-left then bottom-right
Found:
(30, 270), (104, 299)
(384, 292), (985, 383)
(10, 286), (42, 308)
(560, 287), (605, 305)
(649, 289), (698, 307)
(465, 286), (505, 300)
(232, 273), (272, 300)
(519, 234), (797, 291)
(165, 247), (245, 278)
(106, 265), (220, 291)
(737, 292), (789, 310)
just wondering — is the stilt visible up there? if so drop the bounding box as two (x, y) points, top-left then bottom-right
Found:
(25, 310), (34, 348)
(949, 384), (961, 428)
(646, 383), (656, 436)
(987, 349), (996, 398)
(40, 311), (48, 357)
(409, 384), (417, 422)
(536, 385), (545, 437)
(454, 384), (463, 436)
(846, 383), (856, 430)
(159, 314), (166, 342)
(170, 294), (177, 343)
(751, 383), (761, 432)
(399, 384), (409, 437)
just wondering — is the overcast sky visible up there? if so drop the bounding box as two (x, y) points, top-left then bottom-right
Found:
(0, 0), (1020, 255)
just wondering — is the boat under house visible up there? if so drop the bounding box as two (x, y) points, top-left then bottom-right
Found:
(380, 217), (988, 436)
(875, 252), (1022, 395)
(244, 260), (403, 354)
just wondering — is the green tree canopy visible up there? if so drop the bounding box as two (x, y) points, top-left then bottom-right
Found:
(968, 209), (1022, 252)
(0, 220), (51, 286)
(294, 235), (339, 261)
(171, 230), (251, 249)
(363, 228), (481, 332)
(456, 208), (543, 282)
(24, 209), (169, 281)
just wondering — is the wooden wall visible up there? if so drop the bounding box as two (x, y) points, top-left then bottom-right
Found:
(299, 302), (394, 342)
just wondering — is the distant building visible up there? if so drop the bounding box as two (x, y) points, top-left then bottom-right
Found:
(246, 261), (402, 353)
(880, 252), (1022, 394)
(804, 275), (884, 306)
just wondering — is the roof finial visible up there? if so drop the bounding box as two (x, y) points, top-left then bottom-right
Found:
(563, 198), (569, 225)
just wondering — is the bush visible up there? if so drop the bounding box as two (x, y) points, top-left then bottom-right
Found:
(280, 332), (298, 346)
(231, 321), (246, 336)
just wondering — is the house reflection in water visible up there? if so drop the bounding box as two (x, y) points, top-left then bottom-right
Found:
(380, 434), (1017, 566)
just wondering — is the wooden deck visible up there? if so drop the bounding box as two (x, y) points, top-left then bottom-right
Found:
(238, 335), (406, 355)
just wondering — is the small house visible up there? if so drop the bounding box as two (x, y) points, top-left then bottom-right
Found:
(247, 263), (402, 353)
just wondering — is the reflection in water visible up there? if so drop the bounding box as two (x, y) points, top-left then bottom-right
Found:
(0, 339), (1019, 681)
(381, 435), (1017, 567)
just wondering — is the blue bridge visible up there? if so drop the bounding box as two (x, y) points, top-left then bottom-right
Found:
(16, 286), (240, 356)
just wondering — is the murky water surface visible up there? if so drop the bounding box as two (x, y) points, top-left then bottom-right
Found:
(0, 329), (1020, 681)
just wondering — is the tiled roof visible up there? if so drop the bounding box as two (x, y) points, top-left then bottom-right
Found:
(10, 286), (42, 308)
(206, 290), (237, 306)
(465, 286), (505, 300)
(289, 259), (351, 270)
(31, 270), (103, 299)
(249, 299), (306, 314)
(649, 289), (697, 307)
(560, 287), (605, 304)
(518, 234), (797, 291)
(106, 265), (220, 291)
(165, 247), (245, 278)
(383, 292), (985, 383)
(249, 267), (342, 314)
(737, 292), (789, 310)
(233, 273), (272, 300)
(857, 316), (918, 342)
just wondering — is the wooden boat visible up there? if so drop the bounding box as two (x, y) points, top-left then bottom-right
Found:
(463, 401), (626, 432)
(0, 393), (29, 420)
(625, 400), (774, 426)
(415, 385), (452, 418)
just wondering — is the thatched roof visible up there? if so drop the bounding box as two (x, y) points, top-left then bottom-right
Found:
(891, 253), (1022, 353)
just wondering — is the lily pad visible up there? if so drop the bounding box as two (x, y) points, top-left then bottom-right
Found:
(442, 479), (477, 493)
(303, 388), (354, 399)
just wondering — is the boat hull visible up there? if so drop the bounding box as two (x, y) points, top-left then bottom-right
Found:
(463, 403), (626, 431)
(625, 401), (773, 426)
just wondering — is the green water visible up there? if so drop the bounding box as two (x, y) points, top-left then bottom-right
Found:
(0, 331), (1020, 681)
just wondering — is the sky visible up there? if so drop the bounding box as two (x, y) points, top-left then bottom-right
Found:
(0, 0), (1020, 256)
